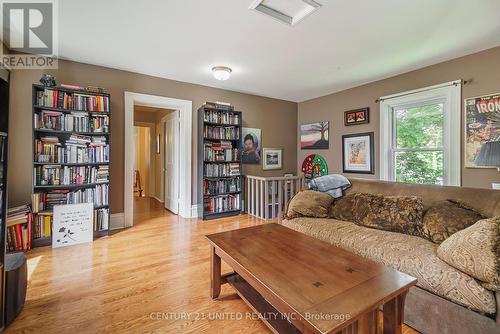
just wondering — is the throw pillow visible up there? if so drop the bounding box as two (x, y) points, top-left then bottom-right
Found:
(284, 190), (334, 219)
(329, 193), (356, 222)
(352, 193), (424, 235)
(422, 199), (485, 244)
(437, 216), (500, 291)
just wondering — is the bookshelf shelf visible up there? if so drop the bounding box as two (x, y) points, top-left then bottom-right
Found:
(198, 105), (242, 220)
(32, 84), (112, 247)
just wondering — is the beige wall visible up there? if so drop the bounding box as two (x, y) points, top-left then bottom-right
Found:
(298, 46), (500, 189)
(8, 60), (297, 213)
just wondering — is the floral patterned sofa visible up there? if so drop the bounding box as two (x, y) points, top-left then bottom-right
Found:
(281, 178), (500, 334)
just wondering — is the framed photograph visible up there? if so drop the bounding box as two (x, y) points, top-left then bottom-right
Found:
(300, 121), (329, 149)
(344, 108), (369, 126)
(262, 148), (282, 170)
(342, 132), (375, 174)
(242, 127), (261, 164)
(464, 93), (500, 168)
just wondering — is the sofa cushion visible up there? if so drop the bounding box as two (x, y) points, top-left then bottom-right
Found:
(281, 217), (496, 314)
(284, 190), (334, 219)
(329, 193), (356, 221)
(352, 193), (424, 235)
(437, 217), (500, 291)
(422, 199), (485, 244)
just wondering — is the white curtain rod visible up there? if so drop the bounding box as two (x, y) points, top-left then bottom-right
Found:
(375, 79), (469, 103)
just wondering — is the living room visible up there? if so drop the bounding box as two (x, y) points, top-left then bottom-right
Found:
(0, 1), (499, 333)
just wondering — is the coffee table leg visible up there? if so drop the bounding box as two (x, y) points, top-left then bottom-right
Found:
(383, 292), (407, 334)
(210, 245), (221, 299)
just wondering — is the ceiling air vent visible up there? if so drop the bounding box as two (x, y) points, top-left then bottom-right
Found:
(249, 0), (321, 26)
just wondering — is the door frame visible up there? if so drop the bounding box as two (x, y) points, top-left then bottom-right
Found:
(124, 92), (192, 226)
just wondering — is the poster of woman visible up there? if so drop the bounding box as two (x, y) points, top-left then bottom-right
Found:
(241, 128), (261, 164)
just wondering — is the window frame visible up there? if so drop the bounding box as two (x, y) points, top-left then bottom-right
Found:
(379, 81), (461, 186)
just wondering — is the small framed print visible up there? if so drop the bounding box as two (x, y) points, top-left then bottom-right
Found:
(262, 148), (282, 170)
(344, 107), (369, 126)
(342, 132), (375, 174)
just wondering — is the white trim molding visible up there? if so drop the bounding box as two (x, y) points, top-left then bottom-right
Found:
(379, 80), (461, 186)
(124, 92), (193, 227)
(110, 212), (125, 230)
(191, 204), (202, 218)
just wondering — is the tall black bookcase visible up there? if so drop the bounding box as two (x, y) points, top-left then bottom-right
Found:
(31, 84), (111, 247)
(198, 105), (242, 220)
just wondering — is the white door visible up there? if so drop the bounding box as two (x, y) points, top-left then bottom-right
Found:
(164, 111), (180, 214)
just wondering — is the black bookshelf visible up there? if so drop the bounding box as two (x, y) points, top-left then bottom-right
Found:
(31, 84), (111, 247)
(198, 105), (242, 220)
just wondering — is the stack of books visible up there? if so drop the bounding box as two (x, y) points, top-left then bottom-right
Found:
(36, 88), (110, 112)
(204, 162), (240, 177)
(6, 205), (32, 252)
(203, 125), (239, 140)
(203, 109), (240, 125)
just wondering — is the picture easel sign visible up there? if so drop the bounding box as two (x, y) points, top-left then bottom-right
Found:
(52, 203), (94, 248)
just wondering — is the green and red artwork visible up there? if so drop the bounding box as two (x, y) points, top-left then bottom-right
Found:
(301, 154), (328, 180)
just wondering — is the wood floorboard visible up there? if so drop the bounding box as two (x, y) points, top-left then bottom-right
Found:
(5, 197), (419, 333)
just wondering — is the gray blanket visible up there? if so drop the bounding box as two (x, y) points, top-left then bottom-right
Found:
(308, 174), (351, 198)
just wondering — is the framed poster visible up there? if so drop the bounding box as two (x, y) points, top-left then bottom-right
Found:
(344, 108), (369, 126)
(52, 203), (94, 248)
(262, 148), (282, 170)
(300, 121), (329, 149)
(241, 127), (261, 164)
(342, 132), (375, 174)
(464, 93), (500, 168)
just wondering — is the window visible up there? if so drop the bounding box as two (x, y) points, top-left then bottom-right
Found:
(380, 81), (461, 186)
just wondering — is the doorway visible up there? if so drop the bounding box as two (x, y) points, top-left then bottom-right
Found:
(124, 92), (193, 228)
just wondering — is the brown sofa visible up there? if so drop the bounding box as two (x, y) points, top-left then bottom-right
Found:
(281, 178), (500, 334)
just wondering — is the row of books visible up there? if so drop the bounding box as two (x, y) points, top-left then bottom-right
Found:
(36, 88), (110, 112)
(33, 213), (52, 239)
(203, 125), (239, 140)
(34, 110), (109, 133)
(203, 110), (240, 125)
(203, 178), (241, 195)
(60, 84), (107, 94)
(203, 194), (240, 214)
(35, 136), (109, 163)
(34, 165), (109, 186)
(203, 142), (239, 161)
(6, 205), (33, 252)
(204, 163), (240, 177)
(32, 184), (109, 211)
(32, 206), (109, 240)
(94, 208), (109, 231)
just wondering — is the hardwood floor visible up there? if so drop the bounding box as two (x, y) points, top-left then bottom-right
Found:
(6, 197), (419, 333)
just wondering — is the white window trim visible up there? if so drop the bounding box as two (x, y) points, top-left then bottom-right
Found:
(379, 81), (461, 186)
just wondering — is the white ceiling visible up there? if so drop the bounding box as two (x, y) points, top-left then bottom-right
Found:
(58, 0), (500, 102)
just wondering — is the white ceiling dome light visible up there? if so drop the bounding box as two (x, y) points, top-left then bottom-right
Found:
(212, 66), (232, 81)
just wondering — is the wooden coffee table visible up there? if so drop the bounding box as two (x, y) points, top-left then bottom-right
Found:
(206, 223), (417, 334)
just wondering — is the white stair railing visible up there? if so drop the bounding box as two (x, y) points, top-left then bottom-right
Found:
(245, 175), (304, 220)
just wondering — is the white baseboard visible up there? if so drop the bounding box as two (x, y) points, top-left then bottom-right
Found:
(152, 196), (164, 203)
(191, 204), (202, 218)
(110, 212), (125, 230)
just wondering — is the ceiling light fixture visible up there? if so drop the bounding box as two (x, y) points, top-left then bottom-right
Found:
(212, 66), (232, 81)
(249, 0), (321, 26)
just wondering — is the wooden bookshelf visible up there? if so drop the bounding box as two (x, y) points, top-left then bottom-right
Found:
(198, 104), (242, 220)
(31, 84), (111, 246)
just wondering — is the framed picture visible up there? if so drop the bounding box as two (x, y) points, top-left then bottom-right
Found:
(300, 121), (329, 149)
(262, 148), (282, 170)
(464, 93), (500, 168)
(344, 108), (369, 126)
(242, 127), (261, 164)
(342, 132), (375, 174)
